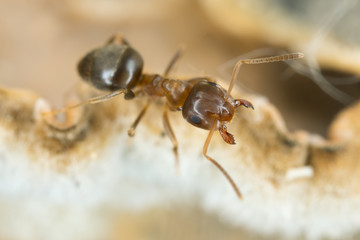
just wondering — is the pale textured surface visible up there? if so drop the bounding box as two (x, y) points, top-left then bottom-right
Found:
(0, 84), (360, 239)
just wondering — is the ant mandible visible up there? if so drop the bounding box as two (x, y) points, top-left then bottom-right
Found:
(44, 34), (304, 200)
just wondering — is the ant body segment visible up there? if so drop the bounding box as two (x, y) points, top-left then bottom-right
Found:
(45, 34), (303, 199)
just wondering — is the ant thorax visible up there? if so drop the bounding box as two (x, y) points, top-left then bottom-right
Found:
(139, 74), (196, 111)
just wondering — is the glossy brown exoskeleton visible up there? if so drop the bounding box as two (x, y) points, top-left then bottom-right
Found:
(77, 35), (142, 99)
(182, 80), (253, 144)
(45, 34), (304, 199)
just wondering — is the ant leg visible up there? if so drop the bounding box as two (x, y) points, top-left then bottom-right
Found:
(106, 34), (129, 45)
(42, 89), (126, 117)
(163, 45), (186, 77)
(162, 105), (180, 174)
(203, 122), (243, 200)
(226, 52), (304, 99)
(127, 102), (150, 137)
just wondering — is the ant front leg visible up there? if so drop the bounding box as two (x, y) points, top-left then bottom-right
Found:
(162, 104), (180, 174)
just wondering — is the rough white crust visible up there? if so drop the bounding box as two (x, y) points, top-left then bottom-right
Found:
(0, 83), (359, 239)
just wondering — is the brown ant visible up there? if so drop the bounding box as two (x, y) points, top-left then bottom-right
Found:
(44, 34), (304, 199)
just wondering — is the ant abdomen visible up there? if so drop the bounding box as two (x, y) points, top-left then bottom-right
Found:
(182, 80), (234, 130)
(77, 40), (143, 91)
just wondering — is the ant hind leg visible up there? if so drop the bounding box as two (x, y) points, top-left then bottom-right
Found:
(42, 89), (127, 117)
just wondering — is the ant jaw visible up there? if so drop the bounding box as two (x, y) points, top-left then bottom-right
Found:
(219, 125), (235, 145)
(234, 99), (254, 110)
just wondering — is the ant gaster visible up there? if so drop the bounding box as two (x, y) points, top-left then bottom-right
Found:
(45, 34), (304, 199)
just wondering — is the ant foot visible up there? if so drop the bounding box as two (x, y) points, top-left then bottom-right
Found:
(128, 128), (135, 137)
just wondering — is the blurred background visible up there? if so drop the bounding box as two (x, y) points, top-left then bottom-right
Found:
(1, 0), (360, 137)
(1, 0), (360, 239)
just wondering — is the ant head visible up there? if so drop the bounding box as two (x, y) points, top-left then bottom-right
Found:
(182, 80), (237, 144)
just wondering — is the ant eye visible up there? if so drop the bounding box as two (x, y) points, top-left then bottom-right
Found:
(208, 82), (217, 87)
(190, 115), (201, 124)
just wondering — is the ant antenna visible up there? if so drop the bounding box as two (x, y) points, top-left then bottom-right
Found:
(203, 121), (243, 200)
(225, 52), (304, 100)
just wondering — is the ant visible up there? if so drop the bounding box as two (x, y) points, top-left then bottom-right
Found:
(44, 34), (303, 200)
